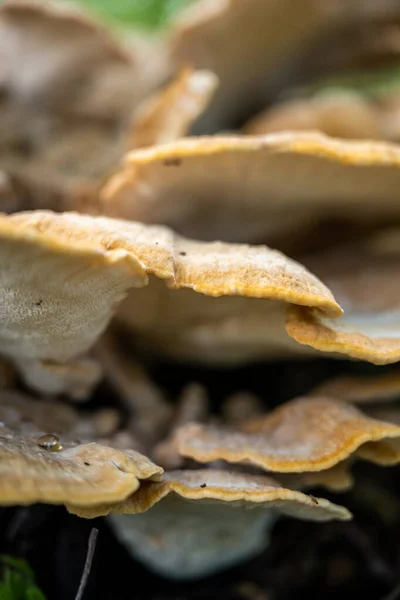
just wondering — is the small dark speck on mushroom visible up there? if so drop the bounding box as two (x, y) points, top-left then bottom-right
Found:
(179, 252), (187, 256)
(163, 157), (182, 167)
(84, 462), (90, 466)
(309, 495), (318, 505)
(34, 300), (43, 307)
(200, 483), (207, 488)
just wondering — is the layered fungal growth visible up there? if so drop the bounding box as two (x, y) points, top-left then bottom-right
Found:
(1, 0), (400, 588)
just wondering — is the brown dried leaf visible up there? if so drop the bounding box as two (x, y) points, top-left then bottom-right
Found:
(0, 209), (339, 392)
(171, 396), (400, 472)
(0, 390), (162, 507)
(101, 132), (400, 244)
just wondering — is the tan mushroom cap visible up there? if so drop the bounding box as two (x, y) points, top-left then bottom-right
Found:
(101, 132), (400, 244)
(354, 406), (400, 465)
(0, 0), (168, 214)
(0, 210), (340, 392)
(286, 229), (400, 365)
(279, 461), (355, 493)
(244, 93), (383, 140)
(286, 306), (400, 365)
(311, 370), (400, 403)
(171, 397), (400, 472)
(0, 390), (163, 507)
(69, 468), (351, 520)
(128, 67), (219, 150)
(0, 0), (133, 118)
(99, 468), (349, 579)
(169, 0), (362, 131)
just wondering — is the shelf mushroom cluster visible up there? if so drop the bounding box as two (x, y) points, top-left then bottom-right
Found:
(1, 0), (400, 581)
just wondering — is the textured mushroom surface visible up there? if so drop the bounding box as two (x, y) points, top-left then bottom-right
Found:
(169, 397), (400, 471)
(101, 132), (400, 243)
(0, 390), (162, 507)
(0, 0), (167, 213)
(69, 468), (352, 518)
(0, 209), (341, 392)
(128, 67), (218, 150)
(287, 230), (400, 364)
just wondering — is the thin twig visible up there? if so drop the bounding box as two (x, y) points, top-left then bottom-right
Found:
(74, 528), (99, 600)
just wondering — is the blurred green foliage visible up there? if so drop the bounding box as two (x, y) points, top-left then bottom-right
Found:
(75, 0), (196, 29)
(294, 64), (400, 101)
(0, 556), (46, 600)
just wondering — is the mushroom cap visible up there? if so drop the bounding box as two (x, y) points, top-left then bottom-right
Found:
(0, 209), (340, 392)
(0, 390), (162, 507)
(170, 0), (339, 131)
(245, 92), (383, 140)
(286, 229), (400, 364)
(69, 468), (351, 520)
(311, 370), (400, 403)
(279, 460), (355, 493)
(355, 406), (400, 465)
(128, 67), (219, 150)
(170, 396), (400, 471)
(0, 0), (168, 214)
(170, 0), (400, 131)
(107, 499), (274, 580)
(101, 132), (400, 244)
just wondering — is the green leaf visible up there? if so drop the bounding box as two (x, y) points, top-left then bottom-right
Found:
(290, 64), (400, 101)
(0, 557), (47, 600)
(73, 0), (197, 30)
(0, 557), (34, 580)
(25, 586), (47, 600)
(0, 582), (14, 600)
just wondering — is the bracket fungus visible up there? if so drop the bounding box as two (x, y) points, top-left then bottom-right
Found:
(0, 0), (169, 214)
(167, 396), (400, 472)
(2, 0), (400, 590)
(287, 229), (400, 364)
(244, 92), (384, 140)
(100, 132), (400, 244)
(312, 370), (400, 404)
(0, 209), (344, 393)
(0, 390), (162, 507)
(69, 469), (350, 579)
(128, 67), (219, 150)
